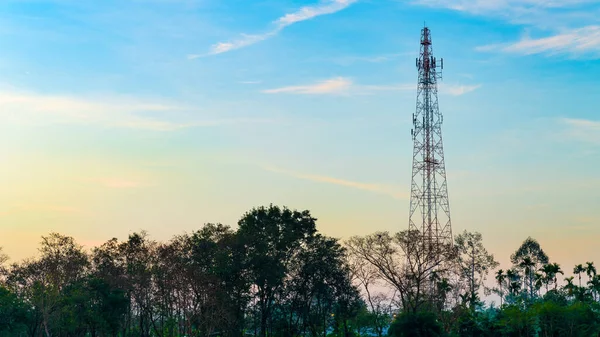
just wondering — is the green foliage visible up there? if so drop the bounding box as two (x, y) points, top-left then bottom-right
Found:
(510, 237), (549, 300)
(0, 205), (364, 337)
(453, 310), (487, 337)
(496, 304), (539, 337)
(388, 311), (445, 337)
(2, 216), (600, 337)
(0, 286), (30, 336)
(530, 299), (600, 337)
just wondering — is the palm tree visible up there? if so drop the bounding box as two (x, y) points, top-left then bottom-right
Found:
(586, 261), (596, 281)
(534, 272), (544, 296)
(574, 264), (585, 287)
(495, 269), (505, 306)
(506, 269), (521, 296)
(564, 276), (575, 298)
(539, 264), (554, 293)
(519, 257), (535, 298)
(436, 278), (452, 309)
(549, 263), (563, 291)
(588, 275), (600, 301)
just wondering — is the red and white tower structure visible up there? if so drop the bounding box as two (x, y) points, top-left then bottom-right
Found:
(408, 26), (453, 258)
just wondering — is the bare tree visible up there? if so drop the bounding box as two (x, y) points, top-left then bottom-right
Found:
(345, 230), (456, 314)
(454, 230), (499, 309)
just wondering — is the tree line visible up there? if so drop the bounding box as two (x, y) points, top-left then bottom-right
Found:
(0, 204), (599, 336)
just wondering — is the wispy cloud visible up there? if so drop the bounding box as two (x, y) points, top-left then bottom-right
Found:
(412, 0), (600, 58)
(413, 0), (597, 20)
(439, 83), (482, 96)
(275, 0), (357, 26)
(561, 118), (600, 144)
(0, 89), (273, 131)
(262, 77), (414, 95)
(263, 77), (353, 94)
(205, 32), (276, 56)
(477, 26), (600, 56)
(262, 165), (408, 199)
(191, 0), (357, 57)
(262, 77), (481, 96)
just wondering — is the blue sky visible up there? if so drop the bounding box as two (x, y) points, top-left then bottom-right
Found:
(1, 0), (599, 273)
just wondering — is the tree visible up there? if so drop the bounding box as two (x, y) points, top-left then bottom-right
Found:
(5, 258), (45, 336)
(119, 232), (156, 337)
(539, 264), (553, 293)
(237, 205), (317, 337)
(495, 269), (506, 307)
(0, 247), (8, 278)
(91, 238), (130, 335)
(519, 257), (536, 299)
(388, 311), (444, 337)
(505, 268), (522, 300)
(85, 276), (128, 337)
(22, 233), (89, 337)
(454, 230), (499, 309)
(9, 211), (600, 337)
(0, 286), (30, 336)
(510, 237), (549, 299)
(497, 304), (538, 337)
(574, 264), (585, 288)
(209, 225), (251, 337)
(348, 249), (392, 337)
(346, 230), (455, 314)
(588, 275), (600, 302)
(274, 232), (360, 337)
(549, 263), (563, 291)
(539, 263), (563, 293)
(181, 224), (242, 336)
(586, 262), (597, 281)
(564, 276), (576, 298)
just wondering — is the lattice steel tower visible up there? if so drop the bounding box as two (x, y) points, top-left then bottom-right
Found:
(408, 26), (453, 255)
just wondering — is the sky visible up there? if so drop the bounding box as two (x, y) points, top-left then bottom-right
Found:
(0, 0), (599, 277)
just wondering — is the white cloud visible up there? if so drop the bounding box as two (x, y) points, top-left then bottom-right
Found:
(563, 118), (600, 129)
(263, 165), (409, 199)
(274, 0), (357, 27)
(561, 118), (600, 144)
(413, 0), (597, 18)
(263, 77), (353, 94)
(0, 89), (273, 131)
(262, 77), (480, 96)
(478, 26), (600, 56)
(205, 32), (277, 56)
(439, 83), (482, 96)
(411, 0), (600, 58)
(192, 0), (358, 57)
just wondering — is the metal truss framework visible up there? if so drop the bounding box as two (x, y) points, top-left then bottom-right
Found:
(408, 26), (453, 258)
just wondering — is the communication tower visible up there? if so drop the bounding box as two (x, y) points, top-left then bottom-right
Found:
(408, 26), (453, 260)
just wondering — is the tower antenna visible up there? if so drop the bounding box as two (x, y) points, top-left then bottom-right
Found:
(408, 25), (453, 292)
